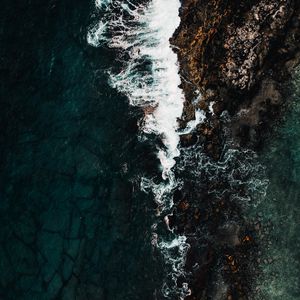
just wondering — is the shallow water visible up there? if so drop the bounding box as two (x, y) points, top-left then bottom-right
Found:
(254, 68), (300, 300)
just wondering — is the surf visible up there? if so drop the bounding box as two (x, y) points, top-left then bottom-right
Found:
(87, 0), (191, 298)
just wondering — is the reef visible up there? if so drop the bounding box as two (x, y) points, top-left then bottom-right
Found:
(169, 0), (300, 299)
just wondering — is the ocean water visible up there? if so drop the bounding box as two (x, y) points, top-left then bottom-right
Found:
(1, 0), (300, 299)
(254, 68), (300, 300)
(87, 1), (191, 298)
(0, 0), (192, 298)
(0, 0), (164, 299)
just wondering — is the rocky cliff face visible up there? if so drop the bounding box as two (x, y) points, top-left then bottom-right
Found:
(169, 1), (300, 299)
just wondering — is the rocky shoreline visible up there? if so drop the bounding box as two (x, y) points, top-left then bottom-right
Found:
(169, 1), (300, 299)
(172, 0), (300, 155)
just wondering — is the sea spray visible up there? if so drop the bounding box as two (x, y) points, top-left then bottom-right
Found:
(88, 0), (191, 297)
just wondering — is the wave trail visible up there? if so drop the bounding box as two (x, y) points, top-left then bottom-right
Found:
(87, 0), (191, 298)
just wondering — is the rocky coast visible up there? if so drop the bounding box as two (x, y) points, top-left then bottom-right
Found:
(1, 0), (299, 299)
(168, 0), (300, 299)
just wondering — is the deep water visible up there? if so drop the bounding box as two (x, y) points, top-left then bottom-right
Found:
(0, 1), (162, 299)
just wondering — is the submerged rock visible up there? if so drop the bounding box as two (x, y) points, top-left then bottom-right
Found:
(169, 0), (300, 299)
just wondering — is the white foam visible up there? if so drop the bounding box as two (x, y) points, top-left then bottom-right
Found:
(179, 109), (206, 135)
(106, 0), (184, 183)
(159, 235), (191, 299)
(95, 0), (111, 9)
(89, 0), (185, 205)
(87, 0), (189, 297)
(209, 101), (215, 114)
(87, 20), (108, 47)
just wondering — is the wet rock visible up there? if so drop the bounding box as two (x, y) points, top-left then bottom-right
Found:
(172, 0), (300, 151)
(169, 0), (300, 298)
(180, 133), (197, 147)
(217, 223), (241, 247)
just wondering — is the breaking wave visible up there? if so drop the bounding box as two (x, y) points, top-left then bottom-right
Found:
(87, 0), (191, 298)
(87, 1), (272, 298)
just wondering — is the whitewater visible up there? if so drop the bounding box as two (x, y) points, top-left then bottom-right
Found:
(87, 0), (195, 298)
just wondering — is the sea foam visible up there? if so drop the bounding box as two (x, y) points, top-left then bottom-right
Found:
(87, 0), (191, 298)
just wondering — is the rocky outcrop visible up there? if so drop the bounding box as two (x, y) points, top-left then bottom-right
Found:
(169, 0), (300, 299)
(172, 0), (300, 154)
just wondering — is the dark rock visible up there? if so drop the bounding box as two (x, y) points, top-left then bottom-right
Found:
(169, 0), (300, 298)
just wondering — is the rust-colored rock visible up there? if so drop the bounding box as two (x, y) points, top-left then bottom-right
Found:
(169, 0), (300, 299)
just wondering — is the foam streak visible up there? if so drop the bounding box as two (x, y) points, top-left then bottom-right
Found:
(88, 0), (190, 298)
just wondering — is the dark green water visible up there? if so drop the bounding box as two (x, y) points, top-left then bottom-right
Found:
(1, 1), (300, 300)
(255, 69), (300, 299)
(0, 1), (162, 299)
